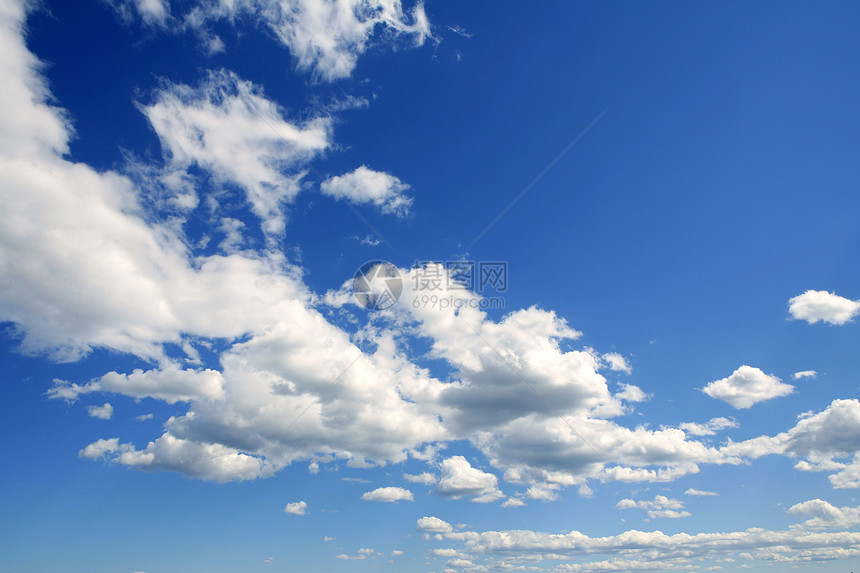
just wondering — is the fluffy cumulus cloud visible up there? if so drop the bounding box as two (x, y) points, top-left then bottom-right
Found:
(1, 0), (747, 493)
(357, 265), (730, 492)
(788, 289), (860, 326)
(283, 501), (308, 515)
(361, 486), (414, 502)
(787, 499), (860, 529)
(0, 8), (322, 362)
(702, 366), (793, 409)
(433, 456), (503, 502)
(102, 0), (432, 80)
(722, 399), (860, 489)
(87, 403), (114, 420)
(50, 366), (225, 404)
(321, 166), (413, 217)
(6, 0), (860, 517)
(1, 0), (451, 483)
(416, 516), (454, 533)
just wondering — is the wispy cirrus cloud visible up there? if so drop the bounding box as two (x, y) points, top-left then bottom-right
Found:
(108, 0), (433, 81)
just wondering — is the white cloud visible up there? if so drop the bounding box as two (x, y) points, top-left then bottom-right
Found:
(88, 403), (114, 420)
(788, 290), (860, 325)
(501, 497), (525, 508)
(5, 1), (845, 500)
(79, 438), (127, 460)
(184, 0), (432, 81)
(702, 366), (793, 409)
(0, 16), (449, 482)
(616, 495), (690, 519)
(49, 365), (225, 404)
(142, 70), (331, 236)
(426, 519), (860, 570)
(722, 398), (860, 489)
(93, 433), (275, 482)
(321, 166), (412, 217)
(284, 501), (308, 515)
(0, 23), (326, 363)
(390, 550), (403, 556)
(361, 486), (414, 502)
(136, 414), (154, 421)
(685, 488), (719, 497)
(793, 370), (818, 380)
(679, 417), (738, 436)
(404, 472), (436, 485)
(104, 0), (170, 27)
(615, 383), (648, 403)
(434, 456), (502, 502)
(602, 352), (631, 374)
(787, 499), (860, 529)
(416, 516), (453, 533)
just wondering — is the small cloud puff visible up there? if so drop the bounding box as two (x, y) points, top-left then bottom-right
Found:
(685, 488), (719, 496)
(321, 166), (412, 217)
(87, 402), (114, 420)
(603, 352), (632, 374)
(284, 501), (308, 515)
(616, 495), (691, 519)
(793, 370), (818, 380)
(361, 486), (414, 502)
(416, 516), (453, 532)
(702, 366), (793, 409)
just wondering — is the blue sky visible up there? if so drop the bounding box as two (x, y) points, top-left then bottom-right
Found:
(1, 0), (860, 571)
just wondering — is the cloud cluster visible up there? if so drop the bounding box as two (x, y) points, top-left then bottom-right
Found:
(419, 511), (860, 571)
(6, 0), (860, 521)
(104, 0), (170, 27)
(110, 0), (432, 81)
(723, 398), (860, 489)
(616, 495), (690, 519)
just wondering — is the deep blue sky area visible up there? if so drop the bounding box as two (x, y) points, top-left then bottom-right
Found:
(2, 1), (860, 572)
